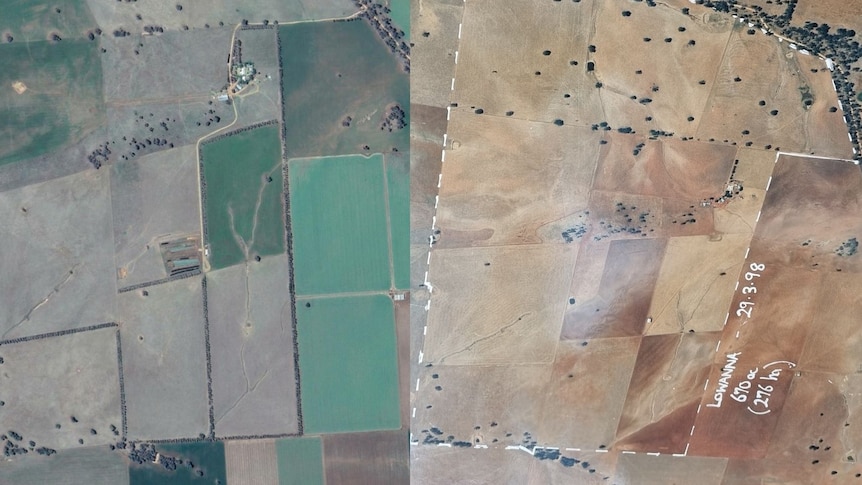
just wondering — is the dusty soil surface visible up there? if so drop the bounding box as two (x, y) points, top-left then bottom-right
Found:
(423, 244), (576, 365)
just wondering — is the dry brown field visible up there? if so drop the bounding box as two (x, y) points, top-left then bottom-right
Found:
(615, 332), (719, 454)
(423, 244), (576, 365)
(695, 24), (850, 156)
(792, 52), (855, 159)
(451, 0), (603, 124)
(322, 430), (409, 485)
(592, 135), (736, 201)
(411, 0), (463, 108)
(592, 0), (733, 138)
(792, 0), (862, 35)
(413, 363), (552, 447)
(798, 273), (862, 374)
(435, 111), (600, 248)
(645, 233), (750, 335)
(751, 155), (862, 273)
(225, 439), (278, 485)
(561, 238), (666, 340)
(535, 337), (640, 449)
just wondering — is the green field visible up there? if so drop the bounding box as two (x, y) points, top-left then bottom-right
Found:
(0, 40), (104, 165)
(289, 154), (392, 295)
(276, 437), (324, 485)
(129, 442), (226, 485)
(201, 125), (285, 270)
(0, 1), (97, 42)
(385, 152), (410, 289)
(296, 294), (401, 434)
(388, 0), (410, 39)
(279, 20), (409, 158)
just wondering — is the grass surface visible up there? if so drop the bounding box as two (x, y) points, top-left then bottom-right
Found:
(0, 40), (104, 165)
(201, 125), (285, 270)
(275, 437), (324, 485)
(296, 294), (401, 434)
(289, 154), (391, 295)
(279, 20), (409, 158)
(0, 0), (96, 42)
(385, 152), (410, 289)
(388, 0), (410, 38)
(129, 442), (226, 485)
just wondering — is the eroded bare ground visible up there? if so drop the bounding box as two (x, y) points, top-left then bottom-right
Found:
(322, 430), (409, 485)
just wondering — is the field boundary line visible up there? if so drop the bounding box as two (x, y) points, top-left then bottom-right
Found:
(117, 269), (202, 293)
(201, 276), (216, 439)
(116, 329), (129, 440)
(0, 322), (117, 346)
(276, 24), (305, 436)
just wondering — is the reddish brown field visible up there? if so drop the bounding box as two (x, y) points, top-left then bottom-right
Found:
(561, 238), (666, 340)
(751, 155), (862, 273)
(322, 430), (409, 485)
(592, 136), (736, 201)
(798, 273), (862, 374)
(720, 373), (862, 484)
(615, 332), (719, 454)
(536, 337), (641, 449)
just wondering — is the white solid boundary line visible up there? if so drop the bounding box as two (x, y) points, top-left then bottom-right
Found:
(441, 150), (446, 162)
(438, 173), (442, 188)
(446, 106), (451, 121)
(622, 451), (636, 454)
(415, 378), (420, 391)
(745, 247), (750, 259)
(703, 378), (710, 391)
(697, 403), (702, 414)
(595, 449), (609, 453)
(736, 330), (740, 338)
(458, 23), (462, 39)
(715, 340), (721, 352)
(647, 452), (660, 456)
(427, 252), (431, 265)
(756, 210), (761, 222)
(442, 134), (447, 147)
(454, 51), (459, 64)
(777, 151), (856, 163)
(418, 351), (424, 364)
(724, 312), (729, 326)
(766, 175), (772, 191)
(423, 325), (427, 336)
(412, 407), (416, 418)
(684, 443), (690, 455)
(451, 77), (455, 90)
(735, 281), (739, 291)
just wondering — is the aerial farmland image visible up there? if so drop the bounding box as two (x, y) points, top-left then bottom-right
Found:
(411, 0), (862, 483)
(0, 0), (409, 484)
